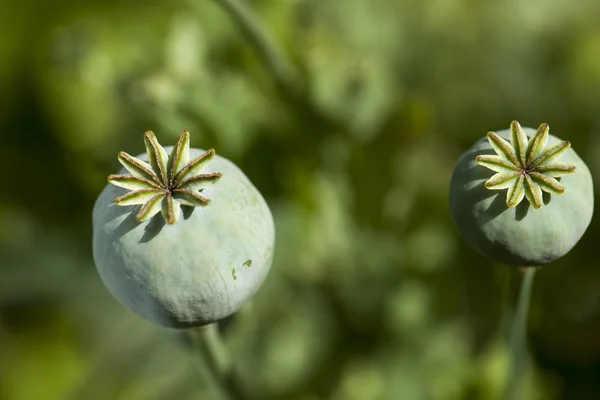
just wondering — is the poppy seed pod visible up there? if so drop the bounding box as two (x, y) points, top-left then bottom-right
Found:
(92, 131), (275, 328)
(449, 122), (594, 266)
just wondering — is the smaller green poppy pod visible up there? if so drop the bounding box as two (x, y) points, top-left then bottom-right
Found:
(449, 121), (594, 266)
(93, 131), (275, 328)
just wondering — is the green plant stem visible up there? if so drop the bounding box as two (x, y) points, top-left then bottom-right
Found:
(210, 0), (298, 95)
(194, 323), (232, 376)
(504, 266), (536, 400)
(191, 324), (246, 400)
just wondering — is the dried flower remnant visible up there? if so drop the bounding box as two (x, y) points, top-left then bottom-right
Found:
(107, 130), (222, 224)
(476, 121), (576, 209)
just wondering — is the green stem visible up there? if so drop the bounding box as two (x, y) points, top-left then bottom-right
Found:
(504, 267), (536, 400)
(210, 0), (298, 95)
(191, 324), (246, 400)
(194, 323), (232, 376)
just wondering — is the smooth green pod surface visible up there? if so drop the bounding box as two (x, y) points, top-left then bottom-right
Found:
(93, 148), (275, 328)
(449, 128), (593, 266)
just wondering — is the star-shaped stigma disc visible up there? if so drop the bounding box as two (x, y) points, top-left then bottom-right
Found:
(107, 131), (222, 224)
(475, 121), (577, 209)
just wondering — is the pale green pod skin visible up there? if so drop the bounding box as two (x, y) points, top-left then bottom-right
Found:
(449, 128), (594, 266)
(93, 147), (275, 328)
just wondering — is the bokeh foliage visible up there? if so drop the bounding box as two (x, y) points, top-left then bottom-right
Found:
(1, 0), (600, 399)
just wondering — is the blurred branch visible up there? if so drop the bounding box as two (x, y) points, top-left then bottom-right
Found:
(209, 0), (345, 143)
(210, 0), (299, 97)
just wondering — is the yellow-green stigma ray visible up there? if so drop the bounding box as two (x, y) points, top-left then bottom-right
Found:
(167, 130), (190, 185)
(173, 148), (216, 187)
(144, 131), (169, 185)
(137, 193), (166, 222)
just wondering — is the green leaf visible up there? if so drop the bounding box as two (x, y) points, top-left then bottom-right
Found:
(484, 172), (520, 190)
(525, 123), (549, 166)
(529, 172), (566, 194)
(114, 189), (165, 206)
(476, 155), (519, 173)
(510, 121), (528, 166)
(144, 131), (169, 185)
(173, 148), (216, 186)
(506, 175), (525, 208)
(530, 141), (571, 168)
(136, 193), (166, 222)
(108, 175), (160, 191)
(161, 194), (180, 224)
(178, 173), (222, 190)
(117, 152), (158, 183)
(524, 175), (543, 209)
(535, 162), (576, 177)
(167, 130), (190, 184)
(487, 131), (519, 165)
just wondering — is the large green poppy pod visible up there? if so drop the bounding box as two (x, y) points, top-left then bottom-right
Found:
(93, 131), (275, 328)
(449, 121), (593, 266)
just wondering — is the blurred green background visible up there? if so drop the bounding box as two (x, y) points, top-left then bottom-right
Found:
(2, 0), (600, 399)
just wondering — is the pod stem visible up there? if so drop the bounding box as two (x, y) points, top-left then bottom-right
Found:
(504, 266), (537, 400)
(192, 324), (247, 400)
(210, 0), (298, 96)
